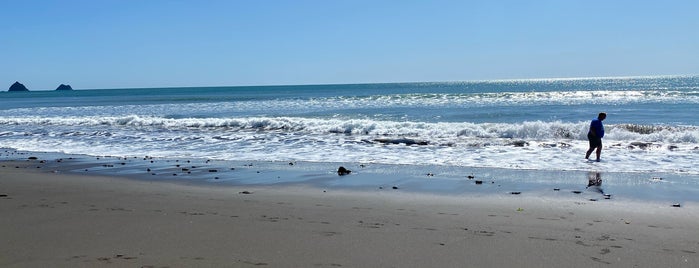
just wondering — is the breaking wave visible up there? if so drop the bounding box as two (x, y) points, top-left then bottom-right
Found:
(2, 115), (698, 144)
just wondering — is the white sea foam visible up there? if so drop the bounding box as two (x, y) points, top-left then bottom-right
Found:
(2, 115), (697, 142)
(2, 115), (698, 175)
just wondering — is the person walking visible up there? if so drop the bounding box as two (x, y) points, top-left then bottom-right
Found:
(585, 112), (606, 162)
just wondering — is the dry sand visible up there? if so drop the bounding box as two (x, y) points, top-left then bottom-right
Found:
(1, 161), (698, 267)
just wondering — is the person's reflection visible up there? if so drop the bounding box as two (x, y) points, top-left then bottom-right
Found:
(586, 171), (604, 194)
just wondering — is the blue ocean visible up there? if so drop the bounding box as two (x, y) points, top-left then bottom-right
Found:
(2, 76), (698, 177)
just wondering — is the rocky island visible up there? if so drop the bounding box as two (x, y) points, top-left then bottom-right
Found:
(8, 81), (29, 91)
(55, 84), (73, 91)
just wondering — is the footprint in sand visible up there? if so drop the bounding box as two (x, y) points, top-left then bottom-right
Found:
(473, 230), (496, 237)
(313, 263), (344, 267)
(237, 259), (269, 266)
(590, 256), (611, 264)
(317, 231), (341, 237)
(528, 236), (558, 241)
(357, 220), (385, 229)
(437, 212), (459, 216)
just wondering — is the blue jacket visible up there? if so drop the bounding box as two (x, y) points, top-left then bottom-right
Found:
(589, 118), (604, 138)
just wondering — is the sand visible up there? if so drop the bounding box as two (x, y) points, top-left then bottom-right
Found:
(1, 160), (698, 267)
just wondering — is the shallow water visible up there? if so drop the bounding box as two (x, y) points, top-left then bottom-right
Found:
(3, 149), (697, 205)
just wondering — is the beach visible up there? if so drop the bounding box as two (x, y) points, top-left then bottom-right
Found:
(2, 158), (698, 268)
(4, 1), (698, 266)
(2, 77), (698, 267)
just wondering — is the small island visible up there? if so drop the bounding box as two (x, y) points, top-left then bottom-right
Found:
(56, 84), (73, 91)
(8, 81), (29, 91)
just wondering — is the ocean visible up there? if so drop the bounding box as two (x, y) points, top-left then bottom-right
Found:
(2, 76), (698, 176)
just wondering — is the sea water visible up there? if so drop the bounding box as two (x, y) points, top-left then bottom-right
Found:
(3, 76), (699, 203)
(1, 76), (698, 176)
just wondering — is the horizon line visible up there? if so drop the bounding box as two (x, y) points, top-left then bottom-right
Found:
(5, 73), (698, 92)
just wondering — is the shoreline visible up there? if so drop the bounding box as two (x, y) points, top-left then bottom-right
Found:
(2, 149), (698, 205)
(2, 154), (699, 266)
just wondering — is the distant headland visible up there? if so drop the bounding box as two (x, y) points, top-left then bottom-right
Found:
(6, 82), (74, 91)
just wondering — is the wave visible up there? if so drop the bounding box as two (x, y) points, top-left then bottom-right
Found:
(3, 89), (698, 116)
(2, 115), (698, 144)
(3, 116), (698, 175)
(345, 90), (699, 107)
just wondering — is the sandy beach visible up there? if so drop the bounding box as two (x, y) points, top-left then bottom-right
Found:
(1, 159), (698, 268)
(4, 1), (699, 267)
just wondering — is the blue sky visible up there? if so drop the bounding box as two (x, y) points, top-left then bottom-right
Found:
(2, 0), (698, 90)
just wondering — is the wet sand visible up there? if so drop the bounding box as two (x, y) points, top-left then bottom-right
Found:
(1, 159), (698, 267)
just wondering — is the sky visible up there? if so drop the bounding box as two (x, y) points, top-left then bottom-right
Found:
(1, 0), (698, 90)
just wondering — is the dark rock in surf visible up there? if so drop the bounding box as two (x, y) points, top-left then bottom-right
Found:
(629, 142), (652, 149)
(55, 84), (73, 91)
(337, 166), (351, 176)
(507, 140), (529, 147)
(373, 138), (429, 146)
(8, 81), (29, 91)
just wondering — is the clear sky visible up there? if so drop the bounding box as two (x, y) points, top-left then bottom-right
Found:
(2, 0), (698, 90)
